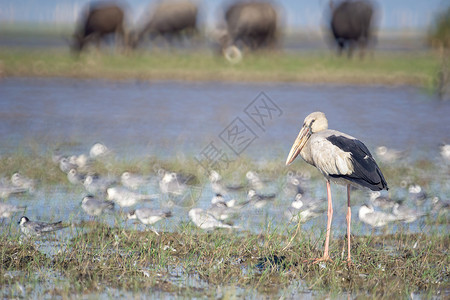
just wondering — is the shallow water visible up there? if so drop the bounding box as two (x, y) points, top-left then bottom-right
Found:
(1, 78), (449, 231)
(1, 78), (449, 158)
(0, 78), (449, 298)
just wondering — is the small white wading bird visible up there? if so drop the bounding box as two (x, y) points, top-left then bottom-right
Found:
(358, 204), (398, 228)
(285, 194), (325, 224)
(209, 171), (244, 195)
(127, 208), (172, 225)
(18, 216), (66, 237)
(392, 202), (425, 223)
(59, 157), (77, 174)
(188, 208), (238, 230)
(246, 171), (265, 191)
(247, 189), (276, 208)
(11, 173), (35, 192)
(286, 112), (388, 264)
(127, 208), (172, 235)
(210, 193), (238, 208)
(121, 172), (151, 190)
(106, 186), (158, 208)
(81, 195), (115, 217)
(159, 171), (189, 196)
(84, 175), (116, 195)
(369, 191), (396, 209)
(89, 142), (110, 158)
(67, 169), (86, 185)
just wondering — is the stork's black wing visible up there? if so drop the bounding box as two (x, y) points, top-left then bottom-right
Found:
(326, 135), (388, 191)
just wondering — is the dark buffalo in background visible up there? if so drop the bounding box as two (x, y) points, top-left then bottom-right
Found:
(329, 0), (375, 58)
(130, 1), (198, 48)
(220, 1), (279, 51)
(71, 2), (127, 54)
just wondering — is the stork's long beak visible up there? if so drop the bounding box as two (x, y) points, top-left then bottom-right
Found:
(286, 126), (310, 165)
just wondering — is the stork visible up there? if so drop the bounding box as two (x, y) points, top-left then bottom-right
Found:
(286, 112), (388, 264)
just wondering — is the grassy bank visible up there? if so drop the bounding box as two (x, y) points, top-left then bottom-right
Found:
(0, 48), (440, 88)
(1, 226), (448, 298)
(0, 149), (448, 297)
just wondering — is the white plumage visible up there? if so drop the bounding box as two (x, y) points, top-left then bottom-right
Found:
(286, 111), (388, 264)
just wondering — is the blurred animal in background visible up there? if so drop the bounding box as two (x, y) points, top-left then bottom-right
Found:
(427, 6), (450, 100)
(328, 0), (375, 58)
(130, 0), (198, 48)
(216, 0), (278, 60)
(71, 2), (128, 54)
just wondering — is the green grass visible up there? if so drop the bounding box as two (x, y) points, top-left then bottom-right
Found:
(1, 225), (448, 298)
(0, 147), (446, 191)
(0, 48), (440, 89)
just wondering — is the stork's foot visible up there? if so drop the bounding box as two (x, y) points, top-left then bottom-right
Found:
(346, 258), (353, 267)
(311, 256), (333, 264)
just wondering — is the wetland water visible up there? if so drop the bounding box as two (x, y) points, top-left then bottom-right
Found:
(1, 78), (449, 298)
(1, 78), (449, 231)
(1, 78), (449, 157)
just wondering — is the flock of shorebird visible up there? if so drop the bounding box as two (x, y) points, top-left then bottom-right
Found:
(1, 114), (449, 253)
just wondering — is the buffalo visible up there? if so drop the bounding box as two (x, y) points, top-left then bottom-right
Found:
(71, 2), (128, 54)
(220, 1), (278, 51)
(329, 0), (375, 58)
(130, 1), (198, 48)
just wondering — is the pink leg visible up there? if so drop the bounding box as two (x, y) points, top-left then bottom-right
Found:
(314, 180), (333, 263)
(323, 180), (333, 260)
(346, 184), (352, 265)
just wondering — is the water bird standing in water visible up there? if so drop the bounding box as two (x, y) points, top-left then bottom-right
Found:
(121, 171), (151, 190)
(188, 208), (238, 230)
(285, 193), (325, 224)
(127, 208), (172, 235)
(106, 186), (158, 208)
(89, 142), (111, 158)
(81, 195), (115, 217)
(286, 112), (388, 264)
(11, 172), (35, 193)
(369, 191), (396, 209)
(358, 204), (398, 227)
(18, 216), (67, 237)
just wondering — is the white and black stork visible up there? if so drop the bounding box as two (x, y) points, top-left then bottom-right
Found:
(286, 111), (388, 264)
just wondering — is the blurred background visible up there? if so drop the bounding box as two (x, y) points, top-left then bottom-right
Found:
(0, 0), (448, 51)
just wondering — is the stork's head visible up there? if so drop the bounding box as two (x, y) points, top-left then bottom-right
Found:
(286, 112), (328, 165)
